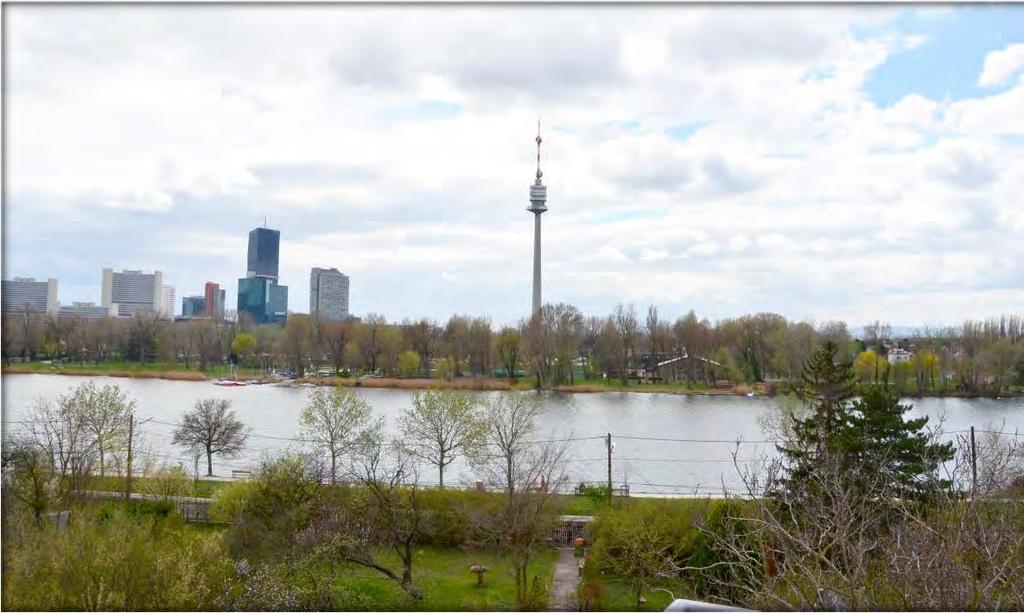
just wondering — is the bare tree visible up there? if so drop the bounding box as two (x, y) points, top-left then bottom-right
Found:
(467, 316), (494, 376)
(356, 314), (387, 374)
(404, 318), (440, 377)
(299, 387), (374, 484)
(126, 311), (166, 364)
(321, 319), (353, 374)
(172, 399), (249, 476)
(192, 319), (223, 372)
(471, 394), (569, 607)
(399, 389), (484, 487)
(497, 327), (522, 383)
(25, 393), (99, 499)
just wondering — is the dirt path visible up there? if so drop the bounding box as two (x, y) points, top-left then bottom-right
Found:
(549, 548), (581, 611)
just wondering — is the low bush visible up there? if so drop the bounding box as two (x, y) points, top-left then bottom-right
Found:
(2, 506), (233, 611)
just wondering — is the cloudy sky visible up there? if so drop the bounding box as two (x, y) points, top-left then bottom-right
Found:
(4, 5), (1023, 327)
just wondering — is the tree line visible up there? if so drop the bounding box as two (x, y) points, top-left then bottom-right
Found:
(3, 306), (1023, 395)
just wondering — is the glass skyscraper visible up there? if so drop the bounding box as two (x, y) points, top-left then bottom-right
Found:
(237, 277), (288, 325)
(238, 226), (288, 324)
(247, 227), (280, 280)
(182, 295), (205, 317)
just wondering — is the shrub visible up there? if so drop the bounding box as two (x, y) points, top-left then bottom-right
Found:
(221, 455), (326, 561)
(415, 487), (496, 548)
(140, 465), (195, 499)
(1, 506), (233, 611)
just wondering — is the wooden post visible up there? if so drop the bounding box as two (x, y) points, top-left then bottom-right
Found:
(124, 413), (134, 500)
(970, 426), (977, 492)
(606, 432), (613, 505)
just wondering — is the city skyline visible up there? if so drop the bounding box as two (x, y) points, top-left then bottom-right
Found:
(4, 5), (1023, 327)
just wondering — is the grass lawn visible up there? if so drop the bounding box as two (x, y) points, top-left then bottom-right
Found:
(2, 360), (265, 380)
(86, 475), (231, 498)
(585, 574), (683, 611)
(327, 546), (558, 611)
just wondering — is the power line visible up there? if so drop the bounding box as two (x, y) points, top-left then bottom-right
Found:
(614, 435), (775, 444)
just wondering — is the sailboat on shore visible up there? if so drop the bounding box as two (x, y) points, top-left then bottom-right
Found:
(214, 362), (248, 387)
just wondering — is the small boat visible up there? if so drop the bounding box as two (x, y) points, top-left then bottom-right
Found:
(746, 392), (756, 397)
(214, 379), (248, 387)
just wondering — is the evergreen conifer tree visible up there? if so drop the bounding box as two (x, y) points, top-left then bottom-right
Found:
(779, 341), (953, 502)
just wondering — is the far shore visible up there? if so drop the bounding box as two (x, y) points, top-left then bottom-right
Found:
(3, 363), (1018, 398)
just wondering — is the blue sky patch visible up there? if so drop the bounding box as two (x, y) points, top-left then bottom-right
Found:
(864, 6), (1024, 107)
(665, 121), (712, 141)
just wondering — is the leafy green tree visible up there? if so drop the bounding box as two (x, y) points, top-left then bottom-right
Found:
(222, 455), (325, 562)
(300, 386), (374, 484)
(854, 349), (885, 385)
(399, 389), (484, 487)
(497, 328), (521, 382)
(397, 350), (422, 378)
(2, 438), (56, 523)
(231, 332), (257, 367)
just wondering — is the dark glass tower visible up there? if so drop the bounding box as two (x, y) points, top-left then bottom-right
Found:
(238, 277), (288, 324)
(239, 226), (288, 324)
(247, 227), (280, 280)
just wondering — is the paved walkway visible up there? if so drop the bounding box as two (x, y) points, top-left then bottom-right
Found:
(550, 548), (581, 611)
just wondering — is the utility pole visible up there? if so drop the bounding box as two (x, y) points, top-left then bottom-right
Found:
(124, 413), (134, 500)
(606, 432), (613, 505)
(970, 426), (977, 492)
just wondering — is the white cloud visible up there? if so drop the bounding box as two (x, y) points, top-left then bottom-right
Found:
(4, 5), (1022, 327)
(978, 42), (1024, 87)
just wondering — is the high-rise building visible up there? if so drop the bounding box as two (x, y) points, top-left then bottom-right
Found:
(237, 277), (288, 325)
(203, 282), (226, 321)
(247, 227), (280, 280)
(59, 302), (117, 319)
(239, 226), (287, 324)
(182, 295), (205, 317)
(101, 268), (163, 317)
(527, 122), (548, 314)
(162, 285), (176, 317)
(309, 267), (350, 321)
(1, 277), (58, 316)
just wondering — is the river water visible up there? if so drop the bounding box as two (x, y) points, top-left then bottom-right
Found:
(3, 374), (1021, 494)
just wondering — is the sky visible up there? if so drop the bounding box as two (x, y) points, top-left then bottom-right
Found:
(4, 5), (1023, 328)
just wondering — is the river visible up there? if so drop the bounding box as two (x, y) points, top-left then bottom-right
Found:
(3, 374), (1021, 494)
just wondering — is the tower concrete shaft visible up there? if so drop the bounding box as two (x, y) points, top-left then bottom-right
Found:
(532, 212), (543, 313)
(528, 123), (548, 315)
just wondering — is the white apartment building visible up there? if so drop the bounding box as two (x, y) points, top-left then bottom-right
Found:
(162, 285), (176, 317)
(1, 277), (59, 316)
(59, 302), (117, 319)
(101, 268), (164, 317)
(309, 267), (350, 321)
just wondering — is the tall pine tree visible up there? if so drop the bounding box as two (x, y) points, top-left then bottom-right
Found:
(779, 341), (953, 502)
(779, 341), (857, 490)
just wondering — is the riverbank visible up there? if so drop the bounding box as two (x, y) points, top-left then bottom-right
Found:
(3, 362), (1018, 398)
(1, 365), (761, 396)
